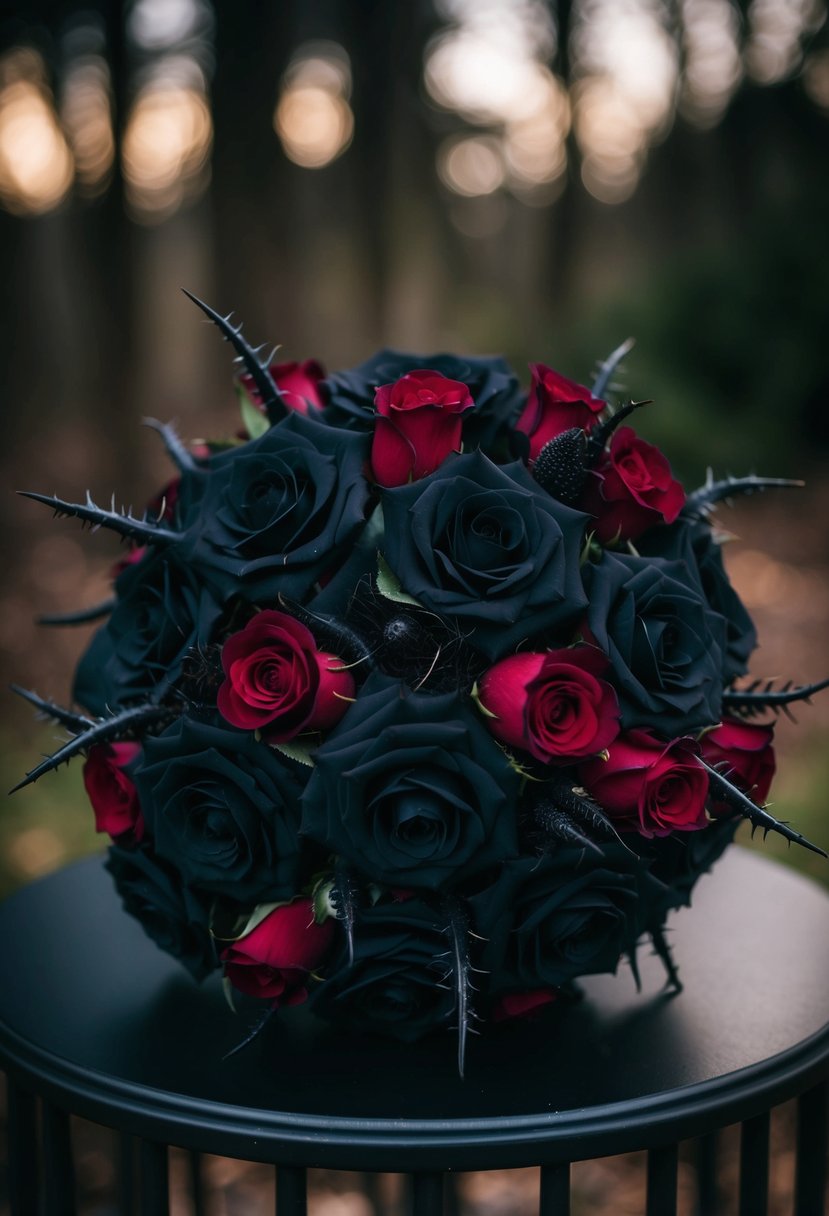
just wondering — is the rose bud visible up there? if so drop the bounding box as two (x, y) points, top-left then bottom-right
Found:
(221, 898), (336, 1006)
(583, 426), (685, 543)
(477, 646), (620, 763)
(83, 742), (145, 840)
(491, 989), (558, 1023)
(370, 369), (474, 488)
(579, 729), (709, 837)
(239, 358), (326, 416)
(217, 609), (354, 742)
(700, 718), (776, 816)
(516, 363), (605, 462)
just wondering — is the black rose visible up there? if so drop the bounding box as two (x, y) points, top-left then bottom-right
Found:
(640, 521), (757, 684)
(470, 847), (645, 993)
(382, 452), (588, 660)
(301, 673), (520, 889)
(134, 717), (305, 903)
(105, 842), (217, 980)
(583, 550), (727, 734)
(73, 552), (222, 717)
(633, 817), (740, 917)
(310, 897), (456, 1041)
(176, 412), (370, 604)
(322, 347), (523, 451)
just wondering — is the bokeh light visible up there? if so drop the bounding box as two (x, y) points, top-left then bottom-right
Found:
(274, 43), (354, 169)
(745, 0), (824, 85)
(437, 135), (504, 196)
(0, 48), (74, 216)
(122, 58), (213, 222)
(61, 56), (115, 196)
(678, 0), (743, 128)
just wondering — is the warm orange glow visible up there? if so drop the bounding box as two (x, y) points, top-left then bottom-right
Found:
(678, 0), (742, 128)
(744, 0), (820, 85)
(0, 50), (74, 216)
(61, 57), (114, 195)
(122, 73), (212, 221)
(804, 49), (829, 110)
(438, 135), (504, 196)
(274, 47), (354, 169)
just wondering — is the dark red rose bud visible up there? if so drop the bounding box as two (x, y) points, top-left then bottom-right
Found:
(583, 426), (685, 543)
(700, 718), (776, 815)
(516, 364), (605, 462)
(579, 729), (709, 837)
(221, 898), (336, 1005)
(478, 646), (621, 763)
(240, 359), (326, 416)
(492, 989), (558, 1023)
(370, 369), (474, 488)
(217, 609), (354, 742)
(83, 743), (144, 840)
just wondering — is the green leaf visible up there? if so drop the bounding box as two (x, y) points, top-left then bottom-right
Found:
(273, 738), (316, 767)
(377, 552), (421, 607)
(237, 383), (270, 440)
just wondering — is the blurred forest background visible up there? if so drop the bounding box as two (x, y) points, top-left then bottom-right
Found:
(2, 0), (829, 899)
(0, 2), (828, 1213)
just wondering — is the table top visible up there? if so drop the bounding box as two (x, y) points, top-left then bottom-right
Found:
(1, 848), (828, 1170)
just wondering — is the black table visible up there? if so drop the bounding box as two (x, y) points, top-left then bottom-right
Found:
(1, 848), (828, 1215)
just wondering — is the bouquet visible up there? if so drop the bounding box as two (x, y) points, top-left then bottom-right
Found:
(14, 297), (828, 1073)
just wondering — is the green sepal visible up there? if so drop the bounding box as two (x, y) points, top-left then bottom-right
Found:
(470, 681), (498, 719)
(237, 383), (270, 440)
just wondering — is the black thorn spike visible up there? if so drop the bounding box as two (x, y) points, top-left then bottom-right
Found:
(18, 491), (179, 547)
(532, 803), (605, 857)
(532, 427), (588, 505)
(723, 676), (829, 716)
(682, 474), (804, 521)
(586, 399), (651, 466)
(699, 758), (827, 857)
(277, 595), (373, 667)
(9, 703), (172, 793)
(330, 860), (362, 966)
(591, 336), (635, 400)
(650, 923), (683, 993)
(441, 893), (473, 1079)
(37, 599), (116, 626)
(142, 418), (201, 475)
(10, 685), (94, 734)
(181, 289), (286, 426)
(222, 1005), (278, 1060)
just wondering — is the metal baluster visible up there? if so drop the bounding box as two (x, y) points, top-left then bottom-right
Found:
(646, 1144), (678, 1216)
(189, 1150), (206, 1216)
(540, 1163), (570, 1215)
(739, 1111), (770, 1216)
(795, 1081), (828, 1216)
(410, 1171), (444, 1215)
(139, 1139), (169, 1216)
(7, 1080), (38, 1216)
(276, 1166), (307, 1216)
(42, 1101), (76, 1215)
(118, 1133), (136, 1216)
(695, 1131), (721, 1216)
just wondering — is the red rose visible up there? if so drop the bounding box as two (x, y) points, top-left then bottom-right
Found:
(217, 610), (354, 742)
(583, 427), (685, 543)
(370, 369), (474, 488)
(478, 646), (620, 763)
(579, 729), (709, 837)
(83, 743), (144, 840)
(700, 719), (776, 815)
(492, 989), (558, 1023)
(240, 358), (326, 416)
(221, 898), (336, 1005)
(516, 364), (605, 462)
